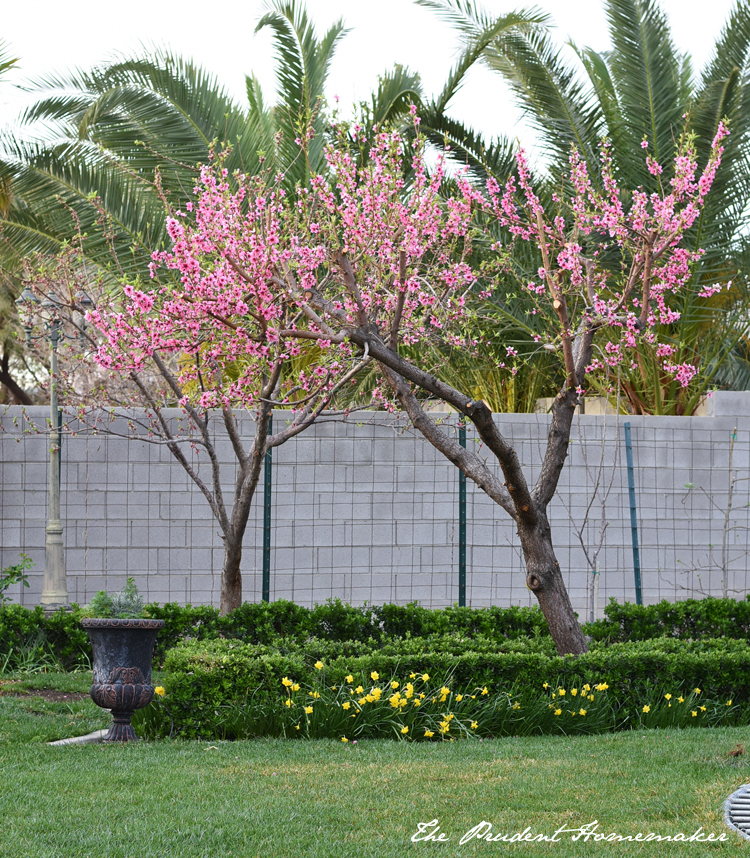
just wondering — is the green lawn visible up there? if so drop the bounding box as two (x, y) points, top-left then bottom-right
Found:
(1, 672), (749, 857)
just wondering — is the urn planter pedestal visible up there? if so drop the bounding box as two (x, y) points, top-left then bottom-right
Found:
(81, 618), (165, 742)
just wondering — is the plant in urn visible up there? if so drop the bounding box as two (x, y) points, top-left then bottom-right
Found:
(81, 579), (164, 742)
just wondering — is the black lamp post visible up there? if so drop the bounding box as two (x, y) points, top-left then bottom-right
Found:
(14, 287), (92, 611)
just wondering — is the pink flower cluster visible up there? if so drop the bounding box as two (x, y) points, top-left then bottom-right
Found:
(90, 116), (727, 401)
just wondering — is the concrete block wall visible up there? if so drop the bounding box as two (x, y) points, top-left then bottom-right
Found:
(2, 400), (750, 614)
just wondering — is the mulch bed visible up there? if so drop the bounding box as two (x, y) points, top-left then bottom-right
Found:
(0, 680), (89, 703)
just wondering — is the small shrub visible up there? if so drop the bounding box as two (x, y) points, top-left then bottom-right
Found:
(0, 555), (33, 604)
(81, 577), (144, 619)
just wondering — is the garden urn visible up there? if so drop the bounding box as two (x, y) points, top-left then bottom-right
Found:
(81, 618), (165, 742)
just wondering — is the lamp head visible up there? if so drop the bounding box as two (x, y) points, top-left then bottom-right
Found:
(14, 286), (40, 345)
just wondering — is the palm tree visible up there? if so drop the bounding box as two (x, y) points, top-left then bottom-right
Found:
(1, 1), (421, 283)
(0, 39), (37, 404)
(418, 0), (750, 414)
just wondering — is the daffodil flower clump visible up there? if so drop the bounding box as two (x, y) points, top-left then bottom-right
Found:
(135, 671), (750, 741)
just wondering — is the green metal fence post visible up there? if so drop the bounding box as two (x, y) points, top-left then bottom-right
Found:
(458, 418), (466, 607)
(262, 415), (273, 603)
(624, 422), (642, 605)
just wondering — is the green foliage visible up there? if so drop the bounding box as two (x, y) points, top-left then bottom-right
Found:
(0, 554), (33, 604)
(6, 595), (750, 677)
(0, 603), (90, 672)
(80, 577), (144, 619)
(155, 635), (750, 739)
(586, 596), (750, 642)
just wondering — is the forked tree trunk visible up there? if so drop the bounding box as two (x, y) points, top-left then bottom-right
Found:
(516, 509), (588, 655)
(357, 335), (590, 656)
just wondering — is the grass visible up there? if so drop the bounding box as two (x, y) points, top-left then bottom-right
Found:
(1, 672), (750, 857)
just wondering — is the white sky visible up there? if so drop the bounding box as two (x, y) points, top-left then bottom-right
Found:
(0, 0), (739, 149)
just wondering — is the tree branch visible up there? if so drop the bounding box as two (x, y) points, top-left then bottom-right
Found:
(379, 362), (516, 517)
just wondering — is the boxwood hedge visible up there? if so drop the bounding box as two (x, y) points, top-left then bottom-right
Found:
(160, 636), (750, 739)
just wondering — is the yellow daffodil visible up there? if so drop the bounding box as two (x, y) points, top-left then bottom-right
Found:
(341, 737), (348, 742)
(424, 729), (434, 737)
(292, 684), (300, 692)
(421, 673), (430, 682)
(471, 721), (478, 729)
(401, 726), (409, 735)
(595, 683), (609, 691)
(355, 686), (364, 694)
(365, 694), (375, 703)
(371, 688), (382, 700)
(314, 661), (324, 671)
(692, 710), (697, 717)
(571, 688), (578, 697)
(642, 705), (650, 713)
(389, 694), (401, 708)
(304, 706), (313, 714)
(481, 686), (489, 696)
(554, 708), (562, 716)
(410, 672), (417, 679)
(371, 671), (379, 681)
(579, 708), (587, 716)
(582, 684), (590, 692)
(558, 688), (566, 696)
(727, 700), (733, 706)
(342, 702), (351, 711)
(358, 697), (367, 705)
(542, 682), (549, 689)
(281, 677), (293, 687)
(413, 699), (421, 707)
(700, 705), (706, 712)
(295, 725), (300, 730)
(284, 699), (292, 708)
(391, 681), (399, 690)
(678, 696), (684, 703)
(664, 693), (672, 700)
(345, 674), (354, 684)
(456, 694), (463, 702)
(512, 703), (521, 710)
(154, 686), (165, 697)
(694, 688), (701, 695)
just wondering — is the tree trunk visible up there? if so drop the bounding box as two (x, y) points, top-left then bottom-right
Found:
(220, 536), (243, 615)
(516, 508), (588, 655)
(0, 351), (33, 405)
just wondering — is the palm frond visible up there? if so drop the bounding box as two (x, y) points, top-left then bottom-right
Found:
(367, 65), (423, 127)
(256, 0), (348, 185)
(605, 0), (685, 178)
(0, 40), (19, 79)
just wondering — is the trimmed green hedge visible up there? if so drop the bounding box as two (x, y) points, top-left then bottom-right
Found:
(2, 595), (749, 673)
(0, 599), (551, 670)
(143, 599), (551, 662)
(0, 604), (90, 670)
(587, 596), (750, 642)
(160, 636), (750, 738)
